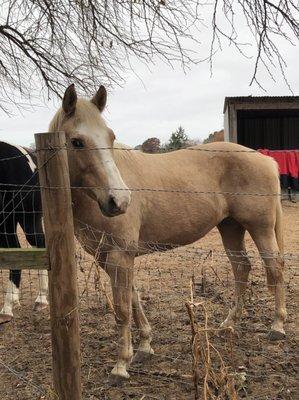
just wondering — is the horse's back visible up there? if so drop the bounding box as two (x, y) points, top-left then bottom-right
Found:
(135, 141), (280, 244)
(194, 142), (280, 227)
(0, 141), (36, 184)
(184, 141), (279, 185)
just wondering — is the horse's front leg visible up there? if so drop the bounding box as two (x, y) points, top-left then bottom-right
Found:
(105, 250), (134, 382)
(20, 215), (48, 312)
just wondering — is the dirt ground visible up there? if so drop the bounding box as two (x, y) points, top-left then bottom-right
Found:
(0, 202), (298, 399)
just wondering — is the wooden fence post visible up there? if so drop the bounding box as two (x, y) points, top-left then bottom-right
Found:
(35, 132), (82, 400)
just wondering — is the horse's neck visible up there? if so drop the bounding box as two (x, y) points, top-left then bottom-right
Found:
(114, 142), (143, 170)
(114, 144), (172, 185)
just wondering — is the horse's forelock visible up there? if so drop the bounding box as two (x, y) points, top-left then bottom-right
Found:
(50, 99), (110, 134)
(49, 108), (63, 132)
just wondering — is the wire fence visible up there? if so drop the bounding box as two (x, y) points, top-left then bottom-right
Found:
(2, 145), (299, 161)
(1, 146), (298, 200)
(0, 214), (298, 399)
(1, 145), (298, 199)
(0, 144), (298, 399)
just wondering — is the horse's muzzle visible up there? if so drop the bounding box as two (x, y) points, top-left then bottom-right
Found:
(99, 195), (129, 217)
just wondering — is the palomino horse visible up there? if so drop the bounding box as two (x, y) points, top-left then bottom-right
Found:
(48, 84), (287, 382)
(0, 86), (131, 323)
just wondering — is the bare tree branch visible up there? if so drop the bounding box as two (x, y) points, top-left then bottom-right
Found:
(209, 0), (298, 90)
(0, 0), (298, 113)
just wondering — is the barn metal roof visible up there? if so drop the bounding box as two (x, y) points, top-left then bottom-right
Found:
(223, 96), (299, 113)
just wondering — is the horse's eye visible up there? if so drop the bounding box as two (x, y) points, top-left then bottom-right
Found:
(71, 138), (84, 148)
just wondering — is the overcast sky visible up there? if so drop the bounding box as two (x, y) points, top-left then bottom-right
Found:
(1, 13), (298, 148)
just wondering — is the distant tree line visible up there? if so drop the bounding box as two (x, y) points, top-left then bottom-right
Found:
(136, 126), (224, 153)
(203, 129), (224, 144)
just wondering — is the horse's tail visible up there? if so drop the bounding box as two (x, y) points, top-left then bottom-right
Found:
(264, 191), (285, 294)
(266, 176), (284, 294)
(275, 199), (284, 255)
(271, 159), (284, 254)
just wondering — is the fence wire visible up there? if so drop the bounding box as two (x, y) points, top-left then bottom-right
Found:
(1, 145), (299, 161)
(0, 145), (298, 198)
(0, 209), (298, 399)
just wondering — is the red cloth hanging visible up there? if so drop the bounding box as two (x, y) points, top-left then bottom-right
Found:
(258, 149), (299, 179)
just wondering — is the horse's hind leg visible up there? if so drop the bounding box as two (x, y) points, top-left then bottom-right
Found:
(33, 271), (48, 311)
(21, 215), (48, 311)
(132, 284), (154, 363)
(249, 227), (286, 340)
(218, 219), (251, 329)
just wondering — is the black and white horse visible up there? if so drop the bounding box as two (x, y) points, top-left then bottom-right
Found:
(0, 141), (48, 323)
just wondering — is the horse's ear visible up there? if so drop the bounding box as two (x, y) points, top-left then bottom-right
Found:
(91, 86), (107, 112)
(62, 84), (77, 116)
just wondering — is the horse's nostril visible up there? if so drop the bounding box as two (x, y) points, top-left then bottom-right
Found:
(108, 195), (119, 212)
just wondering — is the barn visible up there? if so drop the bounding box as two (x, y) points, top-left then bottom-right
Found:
(223, 96), (299, 191)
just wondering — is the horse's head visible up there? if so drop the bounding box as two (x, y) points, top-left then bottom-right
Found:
(49, 84), (131, 217)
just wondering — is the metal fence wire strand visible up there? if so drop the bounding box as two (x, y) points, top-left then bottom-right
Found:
(0, 182), (290, 198)
(1, 145), (298, 162)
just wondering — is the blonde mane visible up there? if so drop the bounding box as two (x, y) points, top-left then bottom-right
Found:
(48, 108), (63, 132)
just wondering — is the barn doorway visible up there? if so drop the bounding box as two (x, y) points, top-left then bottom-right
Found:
(237, 109), (299, 150)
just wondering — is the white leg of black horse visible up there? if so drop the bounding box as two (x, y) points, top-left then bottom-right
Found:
(0, 221), (21, 323)
(0, 270), (21, 323)
(20, 212), (48, 311)
(33, 270), (48, 311)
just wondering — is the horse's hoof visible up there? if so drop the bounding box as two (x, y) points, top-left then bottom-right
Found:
(132, 348), (154, 364)
(109, 374), (128, 386)
(268, 329), (286, 341)
(33, 302), (48, 312)
(0, 314), (13, 325)
(109, 370), (130, 386)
